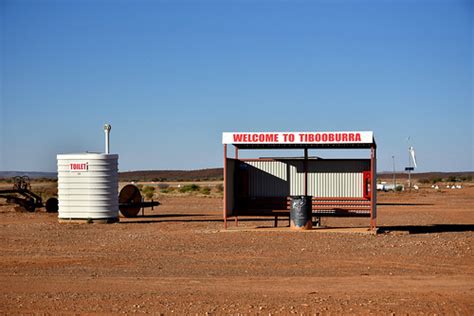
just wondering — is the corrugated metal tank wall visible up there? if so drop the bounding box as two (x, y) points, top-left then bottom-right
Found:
(57, 153), (119, 221)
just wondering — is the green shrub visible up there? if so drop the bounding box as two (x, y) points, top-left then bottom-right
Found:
(431, 177), (443, 184)
(447, 176), (459, 182)
(418, 178), (430, 184)
(142, 186), (155, 199)
(201, 187), (211, 195)
(215, 184), (224, 192)
(395, 185), (403, 192)
(179, 184), (200, 193)
(161, 187), (176, 194)
(158, 183), (169, 190)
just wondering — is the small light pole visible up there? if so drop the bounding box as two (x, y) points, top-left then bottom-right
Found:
(408, 148), (411, 189)
(392, 155), (396, 188)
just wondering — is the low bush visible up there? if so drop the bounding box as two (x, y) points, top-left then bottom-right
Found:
(447, 176), (459, 182)
(161, 187), (176, 194)
(158, 183), (169, 190)
(201, 187), (211, 195)
(179, 184), (200, 193)
(142, 186), (155, 199)
(152, 177), (167, 182)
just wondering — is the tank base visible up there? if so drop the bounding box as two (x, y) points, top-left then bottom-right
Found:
(58, 217), (119, 224)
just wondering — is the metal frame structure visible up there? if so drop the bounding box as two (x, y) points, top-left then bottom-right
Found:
(0, 176), (58, 212)
(223, 131), (377, 230)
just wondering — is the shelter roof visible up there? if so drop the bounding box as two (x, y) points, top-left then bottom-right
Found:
(222, 131), (376, 149)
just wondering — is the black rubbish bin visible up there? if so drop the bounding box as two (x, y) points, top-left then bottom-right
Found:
(290, 195), (313, 230)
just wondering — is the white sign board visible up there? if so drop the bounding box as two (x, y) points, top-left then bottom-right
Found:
(69, 162), (89, 172)
(222, 131), (373, 145)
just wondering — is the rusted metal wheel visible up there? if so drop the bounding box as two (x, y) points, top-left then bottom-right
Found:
(45, 197), (59, 213)
(24, 198), (35, 212)
(119, 184), (142, 218)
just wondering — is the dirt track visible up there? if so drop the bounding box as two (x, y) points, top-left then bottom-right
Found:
(1, 186), (473, 314)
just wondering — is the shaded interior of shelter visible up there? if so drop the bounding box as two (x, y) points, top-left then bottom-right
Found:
(226, 158), (372, 217)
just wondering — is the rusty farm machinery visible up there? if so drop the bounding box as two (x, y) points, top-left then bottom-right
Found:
(0, 176), (58, 212)
(0, 176), (159, 217)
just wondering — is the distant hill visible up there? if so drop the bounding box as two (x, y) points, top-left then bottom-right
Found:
(118, 168), (223, 182)
(378, 171), (474, 181)
(122, 170), (473, 182)
(0, 171), (57, 179)
(1, 169), (472, 182)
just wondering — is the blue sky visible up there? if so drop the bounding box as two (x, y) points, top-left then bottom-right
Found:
(1, 0), (472, 172)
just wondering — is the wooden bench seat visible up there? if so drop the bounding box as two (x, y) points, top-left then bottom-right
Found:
(286, 197), (371, 217)
(235, 196), (372, 227)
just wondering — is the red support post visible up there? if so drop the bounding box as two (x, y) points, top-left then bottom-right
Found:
(234, 146), (238, 226)
(223, 144), (227, 229)
(304, 148), (308, 196)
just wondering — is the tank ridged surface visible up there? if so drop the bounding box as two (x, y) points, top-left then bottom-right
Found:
(57, 153), (119, 221)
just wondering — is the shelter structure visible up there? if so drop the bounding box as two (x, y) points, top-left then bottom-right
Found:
(222, 131), (377, 230)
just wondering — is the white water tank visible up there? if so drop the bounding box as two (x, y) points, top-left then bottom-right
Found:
(57, 153), (119, 222)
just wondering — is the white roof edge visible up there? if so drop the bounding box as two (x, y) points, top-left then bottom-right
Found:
(57, 153), (119, 159)
(222, 131), (374, 145)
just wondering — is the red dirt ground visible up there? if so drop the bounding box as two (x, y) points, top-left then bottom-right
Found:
(0, 185), (473, 314)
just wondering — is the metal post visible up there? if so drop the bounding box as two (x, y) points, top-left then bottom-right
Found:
(304, 148), (308, 196)
(392, 155), (396, 188)
(223, 144), (227, 229)
(407, 147), (411, 190)
(370, 145), (377, 230)
(104, 124), (111, 154)
(234, 145), (238, 227)
(408, 170), (411, 190)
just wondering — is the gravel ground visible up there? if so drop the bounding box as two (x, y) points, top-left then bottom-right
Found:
(0, 185), (473, 314)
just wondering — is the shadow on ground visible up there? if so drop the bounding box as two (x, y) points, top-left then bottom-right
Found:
(119, 215), (274, 225)
(377, 203), (434, 206)
(380, 224), (474, 234)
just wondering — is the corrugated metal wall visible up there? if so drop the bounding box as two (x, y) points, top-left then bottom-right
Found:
(307, 172), (363, 197)
(246, 161), (288, 197)
(288, 161), (304, 195)
(243, 159), (369, 198)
